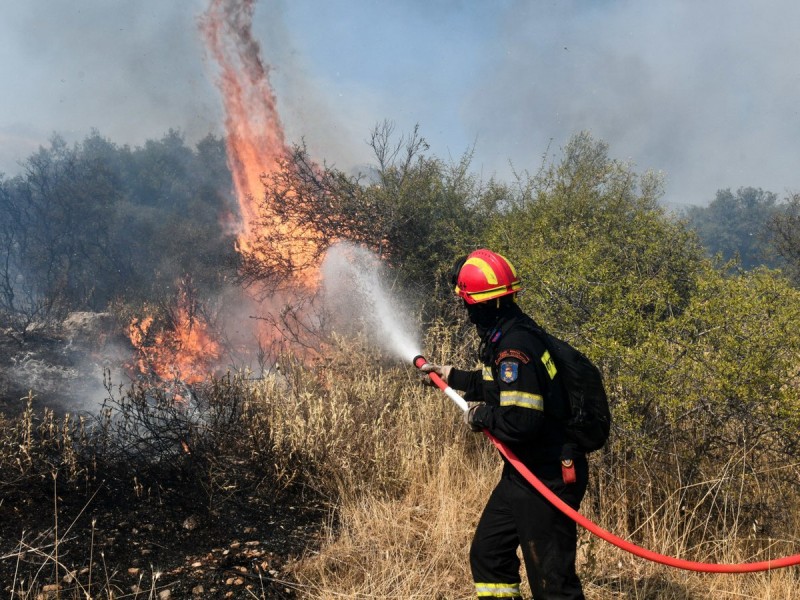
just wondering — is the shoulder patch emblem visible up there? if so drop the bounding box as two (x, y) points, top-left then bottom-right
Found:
(495, 349), (530, 364)
(499, 360), (519, 383)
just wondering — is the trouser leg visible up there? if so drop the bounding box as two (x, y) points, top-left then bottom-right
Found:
(470, 482), (522, 599)
(512, 462), (588, 600)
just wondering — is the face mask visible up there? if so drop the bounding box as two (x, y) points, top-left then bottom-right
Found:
(465, 301), (499, 334)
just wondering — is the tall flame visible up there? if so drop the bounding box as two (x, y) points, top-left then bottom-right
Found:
(200, 0), (322, 280)
(200, 0), (284, 253)
(127, 0), (329, 383)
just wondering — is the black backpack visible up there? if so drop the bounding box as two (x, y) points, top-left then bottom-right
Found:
(527, 322), (611, 453)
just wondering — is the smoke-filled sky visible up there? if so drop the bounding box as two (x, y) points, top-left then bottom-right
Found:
(2, 0), (799, 207)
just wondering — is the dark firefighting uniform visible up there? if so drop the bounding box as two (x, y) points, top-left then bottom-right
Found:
(448, 306), (588, 600)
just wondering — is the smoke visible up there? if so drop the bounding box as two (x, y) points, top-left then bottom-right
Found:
(321, 242), (421, 364)
(0, 1), (220, 173)
(461, 1), (800, 207)
(0, 311), (131, 415)
(4, 1), (799, 205)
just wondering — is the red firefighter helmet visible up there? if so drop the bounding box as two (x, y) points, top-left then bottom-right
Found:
(455, 249), (522, 304)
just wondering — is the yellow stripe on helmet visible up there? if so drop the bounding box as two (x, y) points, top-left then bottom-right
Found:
(464, 257), (499, 285)
(465, 281), (522, 303)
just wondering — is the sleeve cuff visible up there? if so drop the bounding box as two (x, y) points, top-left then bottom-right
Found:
(447, 368), (474, 391)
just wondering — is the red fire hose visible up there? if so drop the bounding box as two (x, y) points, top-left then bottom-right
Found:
(413, 355), (800, 573)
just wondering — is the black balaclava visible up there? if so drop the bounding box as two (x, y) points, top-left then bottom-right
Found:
(465, 300), (499, 335)
(465, 295), (519, 338)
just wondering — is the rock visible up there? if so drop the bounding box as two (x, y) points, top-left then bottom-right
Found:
(61, 311), (115, 346)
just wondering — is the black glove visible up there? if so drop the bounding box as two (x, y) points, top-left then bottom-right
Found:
(464, 403), (483, 432)
(418, 363), (452, 387)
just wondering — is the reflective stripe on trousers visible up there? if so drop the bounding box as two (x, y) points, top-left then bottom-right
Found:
(475, 581), (521, 598)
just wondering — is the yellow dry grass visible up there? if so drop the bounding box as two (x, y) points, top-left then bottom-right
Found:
(254, 335), (800, 599)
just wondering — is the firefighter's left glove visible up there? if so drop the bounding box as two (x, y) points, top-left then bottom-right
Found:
(419, 363), (452, 387)
(464, 403), (483, 432)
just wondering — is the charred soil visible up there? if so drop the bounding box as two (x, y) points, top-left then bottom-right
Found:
(0, 464), (325, 598)
(0, 321), (329, 598)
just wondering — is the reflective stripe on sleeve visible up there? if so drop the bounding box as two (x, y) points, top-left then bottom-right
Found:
(482, 366), (494, 381)
(499, 390), (544, 411)
(474, 582), (522, 598)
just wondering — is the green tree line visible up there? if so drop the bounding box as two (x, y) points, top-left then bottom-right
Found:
(255, 128), (800, 522)
(0, 130), (238, 333)
(684, 186), (800, 280)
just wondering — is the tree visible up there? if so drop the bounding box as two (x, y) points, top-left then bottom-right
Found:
(241, 122), (497, 300)
(685, 187), (781, 270)
(7, 135), (122, 316)
(0, 130), (238, 332)
(108, 131), (238, 304)
(0, 175), (52, 332)
(487, 132), (704, 343)
(768, 192), (800, 285)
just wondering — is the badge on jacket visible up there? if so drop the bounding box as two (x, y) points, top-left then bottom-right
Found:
(499, 360), (518, 383)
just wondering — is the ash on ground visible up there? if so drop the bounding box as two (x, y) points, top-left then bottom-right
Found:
(0, 311), (128, 415)
(0, 311), (327, 598)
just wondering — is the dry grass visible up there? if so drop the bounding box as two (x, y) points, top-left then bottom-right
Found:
(258, 334), (800, 599)
(3, 330), (800, 598)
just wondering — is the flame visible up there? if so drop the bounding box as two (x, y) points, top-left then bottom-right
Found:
(127, 0), (330, 384)
(200, 0), (323, 282)
(127, 282), (222, 384)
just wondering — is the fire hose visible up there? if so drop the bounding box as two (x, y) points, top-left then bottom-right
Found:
(413, 354), (800, 573)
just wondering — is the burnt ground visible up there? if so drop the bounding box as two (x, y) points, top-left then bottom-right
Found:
(0, 479), (326, 598)
(0, 318), (328, 598)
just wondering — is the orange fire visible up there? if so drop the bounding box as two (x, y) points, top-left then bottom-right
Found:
(127, 284), (222, 384)
(126, 0), (329, 383)
(200, 0), (323, 281)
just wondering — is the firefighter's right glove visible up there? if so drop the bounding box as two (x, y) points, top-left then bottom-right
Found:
(419, 363), (452, 387)
(464, 403), (483, 432)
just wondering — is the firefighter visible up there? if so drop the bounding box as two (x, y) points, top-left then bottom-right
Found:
(421, 249), (587, 600)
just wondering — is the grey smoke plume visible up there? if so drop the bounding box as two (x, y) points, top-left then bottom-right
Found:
(2, 0), (799, 207)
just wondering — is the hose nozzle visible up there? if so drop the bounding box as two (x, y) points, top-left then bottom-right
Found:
(412, 354), (428, 369)
(412, 353), (468, 412)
